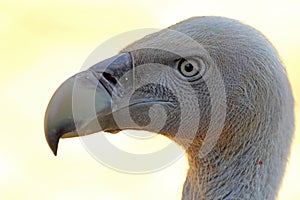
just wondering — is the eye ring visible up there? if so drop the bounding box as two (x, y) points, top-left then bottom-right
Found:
(176, 58), (205, 81)
(178, 59), (200, 77)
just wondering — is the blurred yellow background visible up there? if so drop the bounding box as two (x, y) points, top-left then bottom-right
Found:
(0, 0), (299, 199)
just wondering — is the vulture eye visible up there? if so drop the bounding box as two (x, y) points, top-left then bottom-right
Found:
(177, 58), (205, 81)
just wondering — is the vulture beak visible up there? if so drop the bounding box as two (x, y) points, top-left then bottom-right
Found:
(44, 53), (132, 155)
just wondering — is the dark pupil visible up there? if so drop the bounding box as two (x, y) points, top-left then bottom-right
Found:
(184, 63), (194, 72)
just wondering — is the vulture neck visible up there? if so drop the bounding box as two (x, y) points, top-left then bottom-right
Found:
(181, 141), (273, 200)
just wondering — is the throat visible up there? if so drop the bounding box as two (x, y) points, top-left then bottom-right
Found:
(181, 146), (276, 200)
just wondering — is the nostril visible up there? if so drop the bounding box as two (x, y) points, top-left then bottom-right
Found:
(103, 72), (117, 85)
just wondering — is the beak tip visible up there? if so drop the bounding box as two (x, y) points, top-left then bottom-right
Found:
(53, 150), (58, 156)
(44, 125), (60, 156)
(45, 132), (59, 156)
(50, 142), (58, 156)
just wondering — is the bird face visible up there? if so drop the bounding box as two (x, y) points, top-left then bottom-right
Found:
(44, 25), (228, 155)
(44, 16), (283, 158)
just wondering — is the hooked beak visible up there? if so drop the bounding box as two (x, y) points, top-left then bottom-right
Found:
(44, 53), (131, 155)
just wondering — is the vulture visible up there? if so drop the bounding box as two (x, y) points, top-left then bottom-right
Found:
(44, 16), (294, 199)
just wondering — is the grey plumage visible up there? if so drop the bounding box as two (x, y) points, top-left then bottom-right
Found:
(45, 16), (294, 199)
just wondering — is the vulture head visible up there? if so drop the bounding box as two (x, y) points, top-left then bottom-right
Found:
(44, 16), (294, 199)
